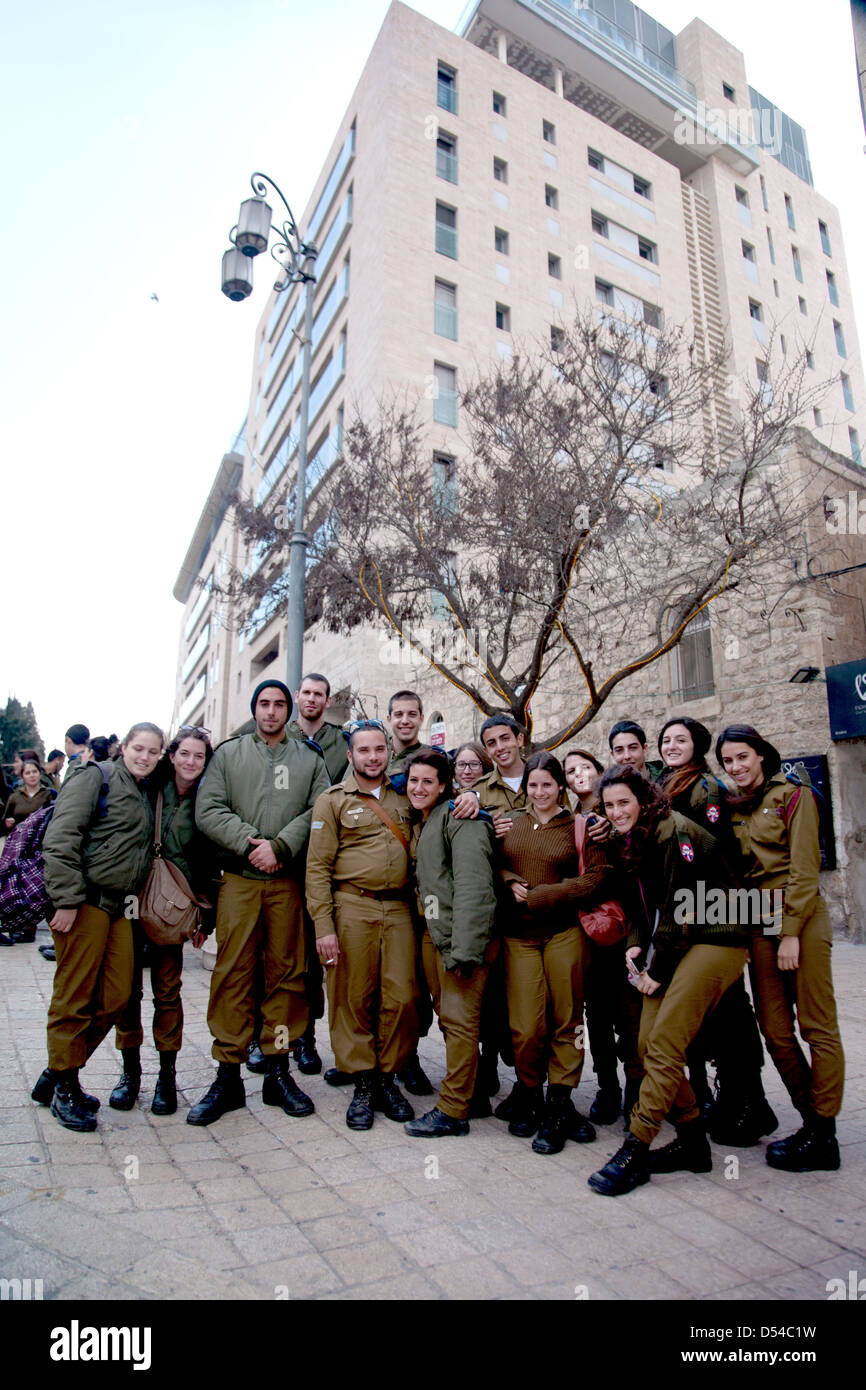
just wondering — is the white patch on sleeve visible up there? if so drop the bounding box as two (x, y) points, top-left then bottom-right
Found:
(311, 820), (324, 830)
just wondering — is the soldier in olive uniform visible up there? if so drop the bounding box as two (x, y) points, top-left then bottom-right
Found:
(306, 720), (417, 1129)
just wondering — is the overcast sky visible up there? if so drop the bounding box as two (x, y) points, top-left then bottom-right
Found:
(1, 0), (863, 755)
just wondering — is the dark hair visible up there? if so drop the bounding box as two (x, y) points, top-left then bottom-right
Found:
(479, 714), (523, 742)
(657, 717), (712, 803)
(403, 747), (453, 805)
(599, 763), (671, 864)
(299, 672), (331, 698)
(608, 720), (647, 750)
(563, 746), (604, 775)
(65, 724), (90, 745)
(88, 736), (112, 763)
(17, 747), (41, 766)
(715, 724), (782, 782)
(157, 727), (214, 792)
(47, 749), (64, 763)
(521, 750), (567, 795)
(388, 689), (423, 716)
(453, 741), (493, 779)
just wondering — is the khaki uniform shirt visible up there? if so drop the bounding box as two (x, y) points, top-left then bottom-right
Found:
(729, 774), (821, 938)
(305, 772), (411, 939)
(474, 767), (528, 815)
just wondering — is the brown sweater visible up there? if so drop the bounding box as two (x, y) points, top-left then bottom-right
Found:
(499, 808), (612, 939)
(3, 786), (53, 826)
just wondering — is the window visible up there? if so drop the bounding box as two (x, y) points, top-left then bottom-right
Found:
(735, 186), (749, 207)
(780, 334), (787, 356)
(494, 226), (509, 255)
(826, 270), (839, 306)
(798, 295), (807, 315)
(834, 320), (847, 357)
(591, 212), (608, 237)
(742, 241), (756, 263)
(766, 227), (775, 264)
(805, 349), (815, 369)
(550, 325), (565, 354)
(433, 363), (457, 426)
(773, 279), (779, 297)
(785, 193), (796, 230)
(493, 156), (508, 183)
(548, 253), (562, 279)
(437, 62), (457, 114)
(850, 427), (862, 466)
(671, 610), (715, 701)
(749, 299), (763, 322)
(432, 453), (457, 513)
(495, 302), (511, 332)
(543, 119), (556, 144)
(633, 175), (651, 199)
(813, 407), (823, 428)
(435, 202), (457, 258)
(643, 301), (662, 328)
(637, 237), (657, 263)
(492, 90), (506, 116)
(819, 219), (832, 256)
(760, 175), (768, 212)
(436, 131), (457, 184)
(648, 373), (668, 398)
(434, 279), (457, 340)
(545, 183), (558, 209)
(791, 245), (803, 282)
(588, 149), (604, 174)
(842, 372), (854, 412)
(595, 278), (614, 307)
(722, 81), (735, 100)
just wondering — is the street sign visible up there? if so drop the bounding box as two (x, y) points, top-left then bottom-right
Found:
(826, 657), (866, 740)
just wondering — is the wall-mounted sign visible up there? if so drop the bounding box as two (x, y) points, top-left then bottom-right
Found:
(826, 658), (866, 741)
(429, 720), (446, 749)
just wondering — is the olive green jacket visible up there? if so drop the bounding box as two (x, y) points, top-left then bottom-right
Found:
(410, 801), (497, 970)
(195, 731), (329, 879)
(159, 780), (218, 893)
(43, 760), (154, 913)
(288, 719), (348, 784)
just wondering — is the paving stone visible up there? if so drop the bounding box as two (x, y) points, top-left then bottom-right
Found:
(276, 1187), (350, 1221)
(302, 1213), (380, 1251)
(227, 1222), (316, 1264)
(392, 1223), (478, 1267)
(209, 1197), (289, 1232)
(460, 1211), (538, 1255)
(238, 1252), (344, 1297)
(323, 1271), (441, 1300)
(427, 1252), (523, 1300)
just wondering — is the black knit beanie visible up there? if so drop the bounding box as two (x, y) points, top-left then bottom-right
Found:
(250, 680), (292, 716)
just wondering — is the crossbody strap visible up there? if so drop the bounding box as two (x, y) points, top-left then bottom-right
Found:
(362, 795), (409, 852)
(153, 790), (164, 856)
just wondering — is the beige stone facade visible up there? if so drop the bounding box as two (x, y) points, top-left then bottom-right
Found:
(172, 1), (866, 937)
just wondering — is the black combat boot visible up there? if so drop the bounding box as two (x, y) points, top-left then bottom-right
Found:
(262, 1054), (314, 1118)
(404, 1106), (469, 1137)
(766, 1115), (840, 1172)
(397, 1053), (434, 1096)
(375, 1074), (414, 1122)
(589, 1076), (622, 1126)
(38, 942), (56, 961)
(292, 1024), (322, 1075)
(50, 1070), (98, 1132)
(532, 1084), (575, 1154)
(648, 1118), (712, 1174)
(187, 1062), (246, 1126)
(493, 1080), (520, 1122)
(32, 1067), (99, 1112)
(324, 1067), (354, 1086)
(346, 1073), (377, 1130)
(109, 1047), (142, 1111)
(588, 1133), (650, 1196)
(151, 1052), (178, 1115)
(707, 1076), (778, 1147)
(245, 1039), (267, 1073)
(508, 1082), (545, 1138)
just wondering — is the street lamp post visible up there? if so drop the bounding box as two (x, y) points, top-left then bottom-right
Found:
(221, 172), (318, 699)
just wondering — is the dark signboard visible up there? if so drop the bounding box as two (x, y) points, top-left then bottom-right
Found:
(826, 658), (866, 741)
(781, 753), (836, 871)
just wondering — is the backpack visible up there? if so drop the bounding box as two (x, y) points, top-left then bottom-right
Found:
(0, 763), (111, 934)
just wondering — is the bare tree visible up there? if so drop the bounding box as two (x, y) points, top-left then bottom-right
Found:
(219, 306), (830, 746)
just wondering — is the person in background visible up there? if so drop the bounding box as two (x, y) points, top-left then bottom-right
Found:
(87, 735), (113, 764)
(717, 725), (844, 1172)
(403, 748), (498, 1137)
(32, 723), (164, 1131)
(588, 766), (748, 1197)
(62, 725), (90, 782)
(608, 721), (664, 780)
(658, 717), (776, 1146)
(564, 747), (640, 1127)
(452, 741), (493, 792)
(45, 750), (66, 791)
(499, 751), (607, 1154)
(3, 755), (54, 828)
(109, 727), (218, 1116)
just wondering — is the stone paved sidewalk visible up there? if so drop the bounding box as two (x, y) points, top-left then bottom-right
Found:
(1, 930), (864, 1301)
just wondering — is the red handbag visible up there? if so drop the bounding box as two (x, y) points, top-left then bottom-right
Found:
(574, 814), (628, 945)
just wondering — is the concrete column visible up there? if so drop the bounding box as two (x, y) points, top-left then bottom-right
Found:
(496, 30), (507, 63)
(554, 63), (564, 98)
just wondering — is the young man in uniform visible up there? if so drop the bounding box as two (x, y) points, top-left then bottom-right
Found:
(608, 720), (664, 780)
(286, 671), (349, 1074)
(306, 720), (416, 1129)
(62, 725), (90, 783)
(385, 690), (424, 791)
(189, 680), (329, 1126)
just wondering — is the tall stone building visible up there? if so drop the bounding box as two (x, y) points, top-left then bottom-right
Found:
(173, 0), (866, 934)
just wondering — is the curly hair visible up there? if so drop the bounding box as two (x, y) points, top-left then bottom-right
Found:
(599, 763), (671, 866)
